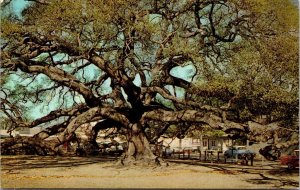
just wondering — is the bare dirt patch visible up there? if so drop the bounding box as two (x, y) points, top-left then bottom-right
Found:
(1, 155), (298, 188)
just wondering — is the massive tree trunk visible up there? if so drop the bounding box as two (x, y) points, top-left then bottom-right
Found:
(0, 0), (298, 167)
(119, 123), (164, 166)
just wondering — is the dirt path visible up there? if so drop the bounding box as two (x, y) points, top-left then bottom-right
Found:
(0, 156), (298, 188)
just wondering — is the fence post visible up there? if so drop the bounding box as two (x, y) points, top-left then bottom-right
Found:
(251, 154), (254, 166)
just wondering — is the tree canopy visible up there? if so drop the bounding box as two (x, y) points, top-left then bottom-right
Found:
(0, 0), (298, 165)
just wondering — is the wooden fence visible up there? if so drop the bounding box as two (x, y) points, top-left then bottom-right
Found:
(163, 148), (254, 166)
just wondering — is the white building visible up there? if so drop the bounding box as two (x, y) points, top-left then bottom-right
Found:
(159, 135), (232, 152)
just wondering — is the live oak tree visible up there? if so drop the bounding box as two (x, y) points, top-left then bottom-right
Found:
(0, 0), (298, 165)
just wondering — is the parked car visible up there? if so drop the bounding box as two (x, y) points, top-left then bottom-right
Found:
(171, 147), (185, 155)
(224, 146), (256, 159)
(107, 145), (124, 156)
(280, 150), (299, 170)
(162, 146), (173, 157)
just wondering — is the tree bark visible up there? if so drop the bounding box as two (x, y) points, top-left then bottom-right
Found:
(119, 123), (165, 166)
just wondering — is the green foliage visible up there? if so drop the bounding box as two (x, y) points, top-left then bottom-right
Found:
(231, 0), (298, 32)
(205, 130), (226, 138)
(0, 0), (298, 128)
(0, 116), (13, 130)
(190, 0), (298, 123)
(164, 124), (178, 136)
(187, 125), (226, 138)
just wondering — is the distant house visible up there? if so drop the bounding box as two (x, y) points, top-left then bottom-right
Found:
(0, 130), (18, 139)
(0, 127), (43, 139)
(159, 135), (232, 153)
(18, 127), (43, 137)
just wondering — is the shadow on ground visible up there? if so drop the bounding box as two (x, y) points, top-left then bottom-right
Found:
(245, 173), (299, 188)
(1, 155), (117, 171)
(1, 156), (298, 188)
(167, 159), (299, 188)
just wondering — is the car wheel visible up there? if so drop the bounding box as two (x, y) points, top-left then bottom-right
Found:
(244, 154), (250, 159)
(287, 163), (295, 170)
(224, 154), (229, 159)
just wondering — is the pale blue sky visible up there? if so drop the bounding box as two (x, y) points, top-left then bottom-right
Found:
(2, 1), (196, 121)
(6, 0), (298, 121)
